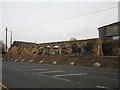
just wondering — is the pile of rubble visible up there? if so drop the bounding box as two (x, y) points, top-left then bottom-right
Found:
(3, 54), (119, 68)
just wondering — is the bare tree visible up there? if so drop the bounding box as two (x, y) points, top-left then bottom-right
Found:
(70, 37), (77, 41)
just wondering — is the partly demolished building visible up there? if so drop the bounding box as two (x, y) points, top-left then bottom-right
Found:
(9, 21), (120, 56)
(10, 38), (103, 56)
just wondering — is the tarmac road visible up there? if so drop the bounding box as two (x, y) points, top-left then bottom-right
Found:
(2, 61), (119, 89)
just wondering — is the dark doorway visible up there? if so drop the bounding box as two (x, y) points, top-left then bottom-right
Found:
(39, 49), (44, 55)
(102, 43), (112, 56)
(83, 43), (94, 54)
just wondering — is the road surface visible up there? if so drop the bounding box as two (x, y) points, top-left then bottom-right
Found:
(2, 61), (119, 89)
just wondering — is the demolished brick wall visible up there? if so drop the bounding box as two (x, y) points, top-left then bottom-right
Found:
(9, 38), (119, 57)
(10, 38), (101, 56)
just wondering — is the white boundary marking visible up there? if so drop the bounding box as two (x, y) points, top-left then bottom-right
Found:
(96, 85), (115, 90)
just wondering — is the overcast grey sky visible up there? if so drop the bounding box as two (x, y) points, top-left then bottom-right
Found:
(0, 0), (119, 47)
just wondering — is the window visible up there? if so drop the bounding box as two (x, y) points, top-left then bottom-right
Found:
(106, 27), (113, 36)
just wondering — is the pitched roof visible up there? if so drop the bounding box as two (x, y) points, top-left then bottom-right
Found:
(13, 41), (35, 45)
(98, 21), (120, 29)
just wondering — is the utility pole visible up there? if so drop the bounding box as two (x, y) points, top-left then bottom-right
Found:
(9, 31), (12, 61)
(7, 30), (12, 61)
(5, 27), (8, 61)
(10, 31), (12, 61)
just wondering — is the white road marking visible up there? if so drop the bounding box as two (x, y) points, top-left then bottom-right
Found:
(9, 67), (48, 71)
(9, 67), (23, 71)
(12, 66), (30, 68)
(26, 69), (48, 71)
(33, 72), (71, 82)
(31, 69), (47, 70)
(53, 73), (88, 77)
(96, 85), (115, 90)
(54, 77), (71, 82)
(0, 83), (9, 90)
(12, 66), (39, 69)
(40, 70), (64, 73)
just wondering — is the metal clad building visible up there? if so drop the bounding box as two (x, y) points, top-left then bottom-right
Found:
(98, 21), (120, 40)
